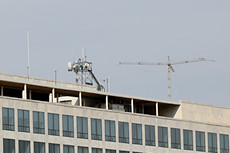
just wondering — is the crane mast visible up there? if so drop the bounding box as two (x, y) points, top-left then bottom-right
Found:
(119, 56), (215, 101)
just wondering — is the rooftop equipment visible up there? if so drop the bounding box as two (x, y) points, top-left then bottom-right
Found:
(68, 51), (104, 91)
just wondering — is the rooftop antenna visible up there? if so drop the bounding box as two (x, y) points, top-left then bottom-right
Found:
(119, 56), (215, 101)
(68, 49), (104, 91)
(27, 31), (30, 78)
(103, 76), (111, 92)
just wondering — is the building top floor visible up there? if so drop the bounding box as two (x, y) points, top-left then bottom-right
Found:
(0, 72), (229, 127)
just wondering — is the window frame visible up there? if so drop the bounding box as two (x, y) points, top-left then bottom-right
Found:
(33, 111), (45, 134)
(105, 120), (116, 142)
(77, 116), (88, 139)
(18, 109), (30, 133)
(91, 118), (102, 140)
(132, 123), (142, 145)
(48, 113), (59, 136)
(145, 125), (155, 146)
(119, 121), (129, 143)
(158, 126), (168, 148)
(62, 115), (74, 137)
(171, 128), (181, 149)
(2, 107), (15, 131)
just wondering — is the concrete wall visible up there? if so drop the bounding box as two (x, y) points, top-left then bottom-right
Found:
(0, 97), (230, 153)
(181, 101), (230, 126)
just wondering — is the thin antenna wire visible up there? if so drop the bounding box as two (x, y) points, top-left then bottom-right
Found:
(27, 31), (30, 78)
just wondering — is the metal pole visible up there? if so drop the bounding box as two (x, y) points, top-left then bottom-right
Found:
(27, 31), (30, 78)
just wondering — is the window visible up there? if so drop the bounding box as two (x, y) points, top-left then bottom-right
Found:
(77, 117), (88, 139)
(18, 109), (30, 132)
(48, 113), (59, 136)
(63, 115), (74, 137)
(33, 111), (45, 134)
(49, 143), (60, 153)
(92, 148), (102, 153)
(105, 120), (116, 142)
(34, 142), (45, 153)
(158, 126), (168, 148)
(196, 131), (205, 152)
(119, 121), (129, 143)
(106, 149), (116, 153)
(78, 146), (88, 153)
(91, 118), (102, 140)
(119, 151), (129, 153)
(19, 140), (30, 153)
(145, 125), (155, 146)
(3, 138), (15, 153)
(132, 123), (142, 145)
(171, 128), (181, 149)
(220, 134), (229, 153)
(208, 132), (217, 153)
(64, 145), (74, 153)
(183, 129), (193, 150)
(2, 107), (14, 131)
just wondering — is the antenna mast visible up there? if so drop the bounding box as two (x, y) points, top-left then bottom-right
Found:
(119, 57), (215, 101)
(27, 31), (30, 78)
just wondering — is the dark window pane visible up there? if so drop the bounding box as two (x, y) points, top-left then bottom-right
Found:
(18, 109), (30, 133)
(63, 115), (74, 137)
(196, 131), (205, 152)
(119, 121), (129, 143)
(220, 134), (229, 153)
(49, 143), (60, 153)
(106, 149), (116, 153)
(33, 111), (45, 134)
(208, 133), (217, 153)
(78, 146), (88, 153)
(171, 128), (181, 149)
(34, 142), (45, 153)
(105, 120), (116, 142)
(158, 126), (168, 148)
(63, 145), (74, 153)
(2, 107), (15, 131)
(3, 138), (15, 153)
(132, 123), (142, 145)
(77, 117), (88, 139)
(91, 118), (102, 140)
(145, 125), (155, 146)
(19, 140), (30, 153)
(48, 113), (59, 136)
(183, 129), (193, 151)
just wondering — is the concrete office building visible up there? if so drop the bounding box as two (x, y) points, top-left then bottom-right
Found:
(0, 73), (229, 153)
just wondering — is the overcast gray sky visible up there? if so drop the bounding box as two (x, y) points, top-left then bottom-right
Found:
(0, 0), (229, 107)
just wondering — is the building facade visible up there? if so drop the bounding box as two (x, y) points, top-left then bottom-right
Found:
(0, 73), (229, 153)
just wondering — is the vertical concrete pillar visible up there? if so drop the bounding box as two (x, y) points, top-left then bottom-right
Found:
(106, 95), (109, 110)
(79, 92), (82, 106)
(131, 99), (134, 113)
(156, 125), (158, 147)
(22, 84), (27, 99)
(156, 102), (159, 116)
(205, 132), (208, 152)
(1, 86), (3, 96)
(52, 88), (55, 103)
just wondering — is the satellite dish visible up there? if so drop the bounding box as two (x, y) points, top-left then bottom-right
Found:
(68, 62), (73, 71)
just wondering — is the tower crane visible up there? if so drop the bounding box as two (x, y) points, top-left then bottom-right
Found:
(119, 57), (215, 101)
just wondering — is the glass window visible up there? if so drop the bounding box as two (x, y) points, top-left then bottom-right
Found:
(105, 120), (116, 142)
(33, 111), (45, 134)
(106, 149), (116, 153)
(77, 117), (88, 139)
(48, 113), (59, 136)
(18, 109), (30, 132)
(119, 121), (129, 143)
(220, 134), (229, 153)
(158, 126), (168, 148)
(196, 131), (205, 152)
(63, 115), (74, 137)
(171, 128), (181, 149)
(34, 142), (45, 153)
(64, 145), (74, 153)
(49, 143), (60, 153)
(183, 129), (193, 151)
(3, 138), (15, 153)
(119, 151), (129, 153)
(2, 107), (14, 131)
(91, 118), (102, 140)
(208, 132), (217, 153)
(78, 146), (88, 153)
(92, 148), (102, 153)
(132, 123), (142, 145)
(145, 125), (155, 146)
(19, 140), (30, 153)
